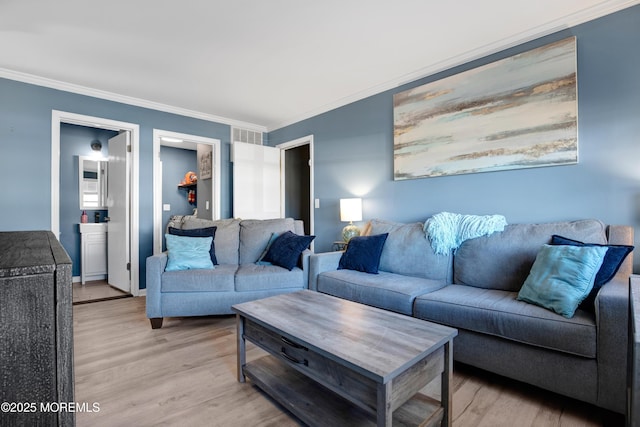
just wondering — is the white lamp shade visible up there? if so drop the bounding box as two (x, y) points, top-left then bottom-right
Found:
(340, 198), (362, 222)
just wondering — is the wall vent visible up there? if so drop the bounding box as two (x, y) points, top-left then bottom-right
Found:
(232, 127), (263, 145)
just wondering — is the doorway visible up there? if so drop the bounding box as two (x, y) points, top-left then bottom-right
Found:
(152, 129), (221, 254)
(278, 135), (314, 238)
(51, 110), (140, 297)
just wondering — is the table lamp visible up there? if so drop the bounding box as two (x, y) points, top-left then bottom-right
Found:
(340, 198), (362, 242)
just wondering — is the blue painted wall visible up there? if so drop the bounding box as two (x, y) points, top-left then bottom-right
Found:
(268, 6), (640, 270)
(161, 146), (198, 251)
(59, 123), (116, 277)
(0, 78), (233, 289)
(1, 5), (639, 287)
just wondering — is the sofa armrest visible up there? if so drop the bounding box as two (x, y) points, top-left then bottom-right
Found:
(595, 275), (630, 413)
(146, 254), (167, 318)
(300, 248), (312, 288)
(629, 275), (640, 424)
(309, 251), (343, 291)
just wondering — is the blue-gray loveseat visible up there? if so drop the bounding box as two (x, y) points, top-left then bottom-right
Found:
(146, 216), (311, 329)
(309, 218), (633, 414)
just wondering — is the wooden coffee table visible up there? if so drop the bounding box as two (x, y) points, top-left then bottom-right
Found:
(233, 290), (457, 426)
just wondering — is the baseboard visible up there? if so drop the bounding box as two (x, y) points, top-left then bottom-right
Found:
(72, 274), (107, 284)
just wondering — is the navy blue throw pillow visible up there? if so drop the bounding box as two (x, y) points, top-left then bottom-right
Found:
(338, 233), (389, 274)
(169, 226), (218, 265)
(263, 231), (315, 271)
(550, 234), (633, 311)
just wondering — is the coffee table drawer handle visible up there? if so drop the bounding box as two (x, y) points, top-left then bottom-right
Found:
(280, 347), (309, 366)
(281, 336), (307, 350)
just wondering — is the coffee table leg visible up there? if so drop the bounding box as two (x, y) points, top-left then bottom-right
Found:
(442, 339), (453, 427)
(236, 315), (246, 383)
(376, 381), (392, 426)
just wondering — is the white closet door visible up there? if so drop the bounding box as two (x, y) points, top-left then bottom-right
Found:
(107, 131), (130, 293)
(232, 141), (281, 219)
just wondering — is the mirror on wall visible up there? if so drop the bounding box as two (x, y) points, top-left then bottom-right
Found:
(79, 156), (108, 209)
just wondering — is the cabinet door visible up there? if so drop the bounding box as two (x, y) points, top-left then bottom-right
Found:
(84, 233), (107, 276)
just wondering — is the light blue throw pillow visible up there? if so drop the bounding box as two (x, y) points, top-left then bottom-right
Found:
(165, 234), (215, 272)
(517, 244), (607, 318)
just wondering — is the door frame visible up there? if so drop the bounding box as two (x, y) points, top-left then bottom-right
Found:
(276, 135), (314, 238)
(152, 129), (221, 255)
(51, 110), (140, 296)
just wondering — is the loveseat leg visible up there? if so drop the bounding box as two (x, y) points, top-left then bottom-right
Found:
(150, 318), (163, 329)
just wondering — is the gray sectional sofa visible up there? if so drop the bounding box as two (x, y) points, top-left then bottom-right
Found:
(309, 218), (634, 414)
(146, 216), (311, 329)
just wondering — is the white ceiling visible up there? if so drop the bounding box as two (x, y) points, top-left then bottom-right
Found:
(1, 0), (637, 131)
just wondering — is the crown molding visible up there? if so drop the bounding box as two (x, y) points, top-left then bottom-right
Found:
(1, 0), (637, 135)
(266, 0), (640, 131)
(0, 68), (267, 132)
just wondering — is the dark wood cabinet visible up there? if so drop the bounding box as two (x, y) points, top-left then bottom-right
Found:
(0, 231), (74, 427)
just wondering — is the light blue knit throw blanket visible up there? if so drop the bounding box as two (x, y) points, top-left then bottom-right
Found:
(424, 212), (507, 255)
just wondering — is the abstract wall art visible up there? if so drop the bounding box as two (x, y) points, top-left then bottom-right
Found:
(393, 37), (577, 180)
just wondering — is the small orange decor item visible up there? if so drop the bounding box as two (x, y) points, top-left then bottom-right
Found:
(184, 171), (197, 185)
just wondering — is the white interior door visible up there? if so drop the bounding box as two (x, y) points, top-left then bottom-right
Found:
(107, 131), (131, 293)
(232, 141), (281, 219)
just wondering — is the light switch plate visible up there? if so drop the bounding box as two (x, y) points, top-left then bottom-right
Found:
(163, 204), (171, 211)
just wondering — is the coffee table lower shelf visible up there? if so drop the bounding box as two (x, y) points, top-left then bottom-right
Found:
(244, 355), (444, 427)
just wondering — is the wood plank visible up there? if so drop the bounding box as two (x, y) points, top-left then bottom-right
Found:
(243, 317), (378, 414)
(391, 347), (443, 412)
(233, 290), (457, 383)
(244, 355), (443, 427)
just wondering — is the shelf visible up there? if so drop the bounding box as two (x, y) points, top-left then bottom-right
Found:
(244, 355), (443, 427)
(178, 183), (197, 189)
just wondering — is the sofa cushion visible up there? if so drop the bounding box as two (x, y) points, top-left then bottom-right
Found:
(517, 244), (607, 318)
(161, 264), (237, 292)
(235, 264), (305, 292)
(414, 285), (597, 358)
(164, 234), (214, 272)
(168, 226), (218, 265)
(317, 269), (446, 315)
(551, 234), (634, 313)
(338, 233), (388, 274)
(262, 231), (315, 271)
(365, 219), (451, 281)
(239, 218), (296, 264)
(182, 218), (241, 265)
(454, 219), (607, 291)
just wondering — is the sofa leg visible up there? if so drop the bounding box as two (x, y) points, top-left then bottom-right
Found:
(150, 318), (163, 329)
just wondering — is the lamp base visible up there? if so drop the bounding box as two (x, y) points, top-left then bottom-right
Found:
(342, 224), (361, 242)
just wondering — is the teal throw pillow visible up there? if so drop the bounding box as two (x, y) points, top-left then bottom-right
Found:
(165, 234), (215, 272)
(168, 226), (217, 265)
(517, 244), (607, 318)
(550, 234), (633, 312)
(338, 233), (389, 274)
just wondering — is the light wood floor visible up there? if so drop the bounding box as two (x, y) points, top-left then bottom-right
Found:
(73, 297), (623, 426)
(73, 279), (130, 305)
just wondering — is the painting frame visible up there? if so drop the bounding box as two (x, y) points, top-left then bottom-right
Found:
(199, 151), (212, 179)
(393, 37), (578, 180)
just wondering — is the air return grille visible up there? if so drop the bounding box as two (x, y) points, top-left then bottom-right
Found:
(232, 127), (263, 145)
